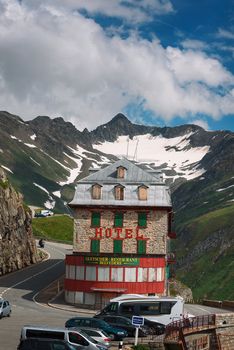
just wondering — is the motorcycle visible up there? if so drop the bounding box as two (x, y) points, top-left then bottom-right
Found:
(39, 239), (45, 248)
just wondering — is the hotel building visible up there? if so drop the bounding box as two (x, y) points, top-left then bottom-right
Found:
(65, 158), (175, 307)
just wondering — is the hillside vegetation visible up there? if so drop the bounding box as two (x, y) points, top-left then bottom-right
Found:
(175, 204), (234, 300)
(32, 215), (74, 244)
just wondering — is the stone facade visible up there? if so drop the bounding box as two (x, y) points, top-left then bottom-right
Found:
(73, 208), (167, 254)
(0, 168), (38, 275)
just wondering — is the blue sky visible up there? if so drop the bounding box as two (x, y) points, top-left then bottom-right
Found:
(0, 0), (233, 131)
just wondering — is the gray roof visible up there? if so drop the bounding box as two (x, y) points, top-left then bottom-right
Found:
(70, 158), (171, 207)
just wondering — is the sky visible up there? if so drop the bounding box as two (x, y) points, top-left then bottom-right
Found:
(0, 0), (233, 131)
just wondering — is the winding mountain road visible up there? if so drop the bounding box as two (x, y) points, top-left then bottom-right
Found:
(0, 242), (86, 349)
(0, 241), (231, 349)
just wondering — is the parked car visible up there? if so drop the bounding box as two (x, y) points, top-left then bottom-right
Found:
(141, 319), (165, 335)
(0, 298), (11, 318)
(20, 325), (108, 350)
(41, 210), (54, 216)
(78, 328), (112, 347)
(17, 338), (77, 350)
(34, 212), (46, 218)
(65, 317), (128, 340)
(94, 315), (150, 337)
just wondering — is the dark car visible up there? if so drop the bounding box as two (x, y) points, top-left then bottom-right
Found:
(17, 338), (78, 350)
(94, 315), (150, 337)
(34, 213), (46, 218)
(142, 319), (165, 335)
(65, 317), (128, 340)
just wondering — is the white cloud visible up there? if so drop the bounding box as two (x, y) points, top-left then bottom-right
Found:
(216, 28), (234, 40)
(191, 119), (209, 130)
(181, 39), (207, 50)
(23, 0), (174, 23)
(0, 0), (233, 129)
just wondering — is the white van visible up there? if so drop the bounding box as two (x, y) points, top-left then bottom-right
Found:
(20, 326), (108, 350)
(96, 295), (184, 326)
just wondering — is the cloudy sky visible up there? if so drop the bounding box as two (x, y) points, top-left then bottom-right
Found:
(0, 0), (233, 131)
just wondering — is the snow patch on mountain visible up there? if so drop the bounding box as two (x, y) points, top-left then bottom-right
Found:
(1, 165), (13, 173)
(93, 134), (210, 181)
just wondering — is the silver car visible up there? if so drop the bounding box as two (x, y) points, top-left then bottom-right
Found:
(78, 328), (113, 347)
(0, 298), (11, 318)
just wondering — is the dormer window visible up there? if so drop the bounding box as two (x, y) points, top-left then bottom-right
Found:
(92, 184), (102, 200)
(115, 185), (124, 200)
(117, 166), (126, 179)
(138, 185), (148, 200)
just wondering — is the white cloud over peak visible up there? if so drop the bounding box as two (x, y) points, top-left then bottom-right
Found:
(0, 0), (233, 129)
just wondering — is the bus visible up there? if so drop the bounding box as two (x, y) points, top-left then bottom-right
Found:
(95, 295), (184, 326)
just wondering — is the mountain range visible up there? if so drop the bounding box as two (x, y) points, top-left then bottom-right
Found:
(0, 111), (233, 300)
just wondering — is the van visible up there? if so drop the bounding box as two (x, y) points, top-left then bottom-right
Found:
(17, 338), (77, 350)
(95, 295), (184, 326)
(20, 326), (108, 350)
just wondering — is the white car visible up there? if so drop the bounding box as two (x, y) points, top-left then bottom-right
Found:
(78, 328), (113, 347)
(0, 298), (11, 318)
(40, 210), (54, 217)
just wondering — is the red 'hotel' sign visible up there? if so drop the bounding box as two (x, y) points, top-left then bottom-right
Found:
(92, 227), (147, 240)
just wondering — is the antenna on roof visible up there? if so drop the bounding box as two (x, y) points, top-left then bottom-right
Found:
(126, 136), (129, 159)
(133, 138), (139, 161)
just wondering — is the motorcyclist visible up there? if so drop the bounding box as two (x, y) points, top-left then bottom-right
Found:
(39, 238), (45, 248)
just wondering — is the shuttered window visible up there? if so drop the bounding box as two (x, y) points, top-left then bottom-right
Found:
(137, 240), (146, 254)
(113, 240), (122, 253)
(92, 184), (102, 199)
(138, 186), (148, 200)
(114, 212), (123, 227)
(115, 185), (124, 200)
(91, 239), (100, 253)
(138, 212), (147, 227)
(91, 212), (100, 227)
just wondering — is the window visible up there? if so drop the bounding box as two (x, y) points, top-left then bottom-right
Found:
(98, 267), (110, 281)
(91, 239), (100, 253)
(68, 332), (89, 346)
(92, 184), (102, 199)
(139, 302), (160, 315)
(115, 185), (124, 200)
(137, 240), (146, 254)
(138, 185), (148, 200)
(138, 268), (148, 282)
(111, 268), (123, 282)
(86, 266), (96, 281)
(125, 268), (136, 282)
(117, 166), (126, 178)
(91, 212), (100, 227)
(138, 212), (147, 227)
(113, 240), (122, 253)
(114, 212), (123, 227)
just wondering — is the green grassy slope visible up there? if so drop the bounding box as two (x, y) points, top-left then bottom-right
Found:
(175, 204), (234, 300)
(32, 215), (74, 244)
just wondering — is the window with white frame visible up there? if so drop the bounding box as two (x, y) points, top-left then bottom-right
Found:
(137, 267), (148, 282)
(98, 267), (110, 281)
(86, 266), (96, 281)
(111, 268), (123, 282)
(125, 267), (136, 282)
(76, 266), (85, 280)
(157, 268), (164, 282)
(148, 268), (157, 282)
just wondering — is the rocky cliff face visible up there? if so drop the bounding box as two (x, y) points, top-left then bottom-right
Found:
(0, 168), (38, 275)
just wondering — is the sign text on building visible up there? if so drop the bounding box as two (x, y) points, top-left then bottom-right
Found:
(84, 256), (140, 266)
(92, 227), (147, 240)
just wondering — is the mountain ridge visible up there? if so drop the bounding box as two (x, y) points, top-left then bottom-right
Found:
(0, 111), (233, 299)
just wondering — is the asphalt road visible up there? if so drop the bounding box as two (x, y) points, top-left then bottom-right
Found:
(0, 242), (91, 350)
(0, 241), (231, 349)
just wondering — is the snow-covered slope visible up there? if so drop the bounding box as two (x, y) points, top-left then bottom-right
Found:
(93, 133), (210, 181)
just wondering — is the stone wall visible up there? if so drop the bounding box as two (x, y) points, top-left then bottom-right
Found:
(73, 207), (167, 254)
(0, 168), (38, 275)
